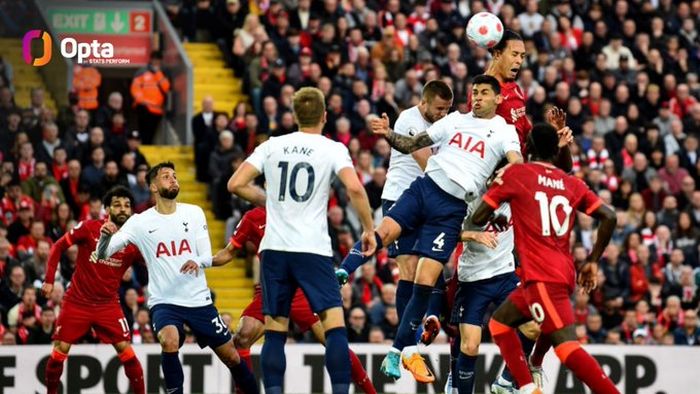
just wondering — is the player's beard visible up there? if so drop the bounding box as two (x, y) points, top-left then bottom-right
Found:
(110, 212), (129, 226)
(159, 185), (179, 200)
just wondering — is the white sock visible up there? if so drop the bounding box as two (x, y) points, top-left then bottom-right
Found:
(389, 347), (401, 354)
(518, 383), (536, 393)
(402, 345), (418, 357)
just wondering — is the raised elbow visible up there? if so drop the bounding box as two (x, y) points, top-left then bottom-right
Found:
(227, 177), (242, 195)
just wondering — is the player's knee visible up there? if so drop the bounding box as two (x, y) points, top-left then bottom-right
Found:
(234, 329), (255, 349)
(158, 331), (180, 352)
(53, 341), (71, 354)
(460, 339), (480, 356)
(518, 321), (541, 340)
(553, 341), (581, 364)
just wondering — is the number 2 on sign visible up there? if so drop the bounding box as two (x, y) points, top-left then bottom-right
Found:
(534, 192), (572, 236)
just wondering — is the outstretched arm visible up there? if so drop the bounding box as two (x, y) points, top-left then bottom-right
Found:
(577, 202), (616, 292)
(371, 113), (435, 154)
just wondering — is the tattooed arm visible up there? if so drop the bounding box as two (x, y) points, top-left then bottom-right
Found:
(370, 113), (435, 154)
(386, 131), (435, 154)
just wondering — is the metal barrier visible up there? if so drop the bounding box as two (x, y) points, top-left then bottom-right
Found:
(153, 0), (193, 145)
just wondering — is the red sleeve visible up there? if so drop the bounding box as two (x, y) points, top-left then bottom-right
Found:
(67, 221), (89, 245)
(575, 181), (603, 215)
(230, 215), (251, 249)
(483, 166), (520, 207)
(45, 235), (71, 284)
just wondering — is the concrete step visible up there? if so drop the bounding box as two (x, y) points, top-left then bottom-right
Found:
(206, 266), (246, 279)
(207, 277), (253, 288)
(215, 298), (252, 309)
(214, 288), (254, 299)
(190, 58), (227, 68)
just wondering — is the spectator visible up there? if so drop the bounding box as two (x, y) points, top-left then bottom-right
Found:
(26, 307), (55, 344)
(94, 92), (124, 131)
(192, 96), (219, 182)
(72, 64), (101, 112)
(7, 287), (41, 344)
(346, 306), (369, 343)
(368, 283), (396, 325)
(352, 263), (383, 308)
(674, 309), (700, 346)
(130, 51), (171, 144)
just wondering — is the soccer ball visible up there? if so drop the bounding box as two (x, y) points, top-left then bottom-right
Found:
(466, 12), (504, 49)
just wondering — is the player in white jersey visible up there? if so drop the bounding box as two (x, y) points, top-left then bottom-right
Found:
(227, 87), (376, 394)
(449, 193), (521, 394)
(336, 81), (453, 350)
(338, 75), (523, 382)
(96, 162), (258, 394)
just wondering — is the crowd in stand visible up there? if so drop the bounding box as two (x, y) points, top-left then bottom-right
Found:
(182, 0), (700, 346)
(1, 0), (699, 347)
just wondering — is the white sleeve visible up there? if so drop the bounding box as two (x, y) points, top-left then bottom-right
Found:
(98, 217), (138, 258)
(332, 142), (354, 174)
(500, 125), (521, 155)
(244, 140), (270, 173)
(425, 114), (451, 144)
(194, 207), (212, 257)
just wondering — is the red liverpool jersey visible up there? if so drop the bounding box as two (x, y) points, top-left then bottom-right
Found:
(483, 162), (601, 290)
(467, 81), (532, 156)
(45, 219), (144, 305)
(230, 207), (266, 251)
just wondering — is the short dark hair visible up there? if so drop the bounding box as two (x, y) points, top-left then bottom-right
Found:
(527, 123), (560, 162)
(102, 185), (135, 208)
(147, 161), (175, 186)
(422, 80), (454, 103)
(472, 74), (501, 95)
(490, 29), (523, 55)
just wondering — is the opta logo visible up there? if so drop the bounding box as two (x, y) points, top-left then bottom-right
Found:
(22, 30), (52, 66)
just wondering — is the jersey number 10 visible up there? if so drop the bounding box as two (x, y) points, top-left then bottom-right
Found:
(278, 161), (315, 202)
(534, 192), (572, 237)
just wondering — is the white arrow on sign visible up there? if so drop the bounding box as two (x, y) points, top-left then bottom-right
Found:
(94, 12), (106, 31)
(111, 12), (124, 32)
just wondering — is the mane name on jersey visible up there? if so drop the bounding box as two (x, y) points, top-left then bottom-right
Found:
(538, 175), (565, 190)
(283, 145), (314, 156)
(156, 239), (192, 257)
(447, 133), (485, 158)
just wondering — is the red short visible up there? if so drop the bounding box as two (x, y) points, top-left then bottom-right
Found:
(54, 300), (131, 344)
(507, 281), (574, 335)
(241, 286), (319, 332)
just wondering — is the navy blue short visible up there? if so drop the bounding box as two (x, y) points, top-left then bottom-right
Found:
(260, 250), (342, 317)
(451, 271), (520, 326)
(385, 175), (467, 263)
(150, 303), (231, 349)
(382, 199), (418, 258)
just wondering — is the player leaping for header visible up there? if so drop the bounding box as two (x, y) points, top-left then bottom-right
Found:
(472, 123), (619, 394)
(97, 162), (258, 394)
(340, 74), (523, 383)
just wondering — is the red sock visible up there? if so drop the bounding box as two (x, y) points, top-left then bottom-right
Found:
(488, 319), (533, 388)
(45, 349), (67, 394)
(555, 342), (619, 394)
(529, 335), (552, 367)
(349, 349), (376, 394)
(238, 348), (253, 371)
(119, 347), (145, 394)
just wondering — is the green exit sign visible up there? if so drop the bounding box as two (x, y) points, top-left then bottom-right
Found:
(48, 9), (131, 35)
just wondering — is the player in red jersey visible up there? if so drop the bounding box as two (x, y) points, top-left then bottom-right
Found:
(466, 29), (572, 171)
(210, 206), (376, 394)
(41, 186), (145, 394)
(471, 124), (619, 394)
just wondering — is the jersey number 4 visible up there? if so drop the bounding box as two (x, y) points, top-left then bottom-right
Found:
(278, 161), (315, 202)
(534, 192), (572, 237)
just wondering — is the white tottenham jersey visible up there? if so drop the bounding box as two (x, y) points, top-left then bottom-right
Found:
(458, 197), (515, 282)
(246, 132), (354, 256)
(425, 112), (520, 200)
(382, 106), (432, 201)
(103, 203), (213, 308)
